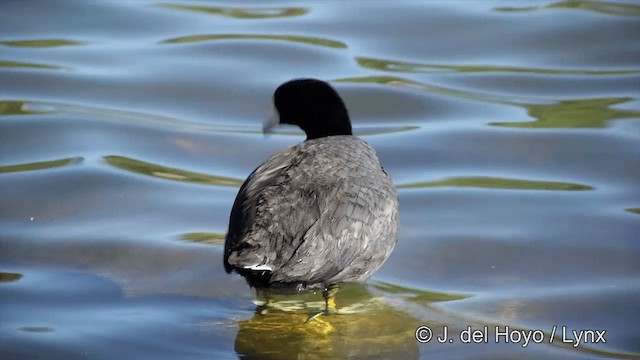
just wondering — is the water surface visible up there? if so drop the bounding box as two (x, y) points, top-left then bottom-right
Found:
(1, 1), (639, 359)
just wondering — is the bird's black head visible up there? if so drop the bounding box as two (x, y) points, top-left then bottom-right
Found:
(265, 78), (353, 140)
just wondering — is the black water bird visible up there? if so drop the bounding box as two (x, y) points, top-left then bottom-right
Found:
(224, 78), (399, 315)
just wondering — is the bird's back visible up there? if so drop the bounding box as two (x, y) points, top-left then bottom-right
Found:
(224, 135), (398, 291)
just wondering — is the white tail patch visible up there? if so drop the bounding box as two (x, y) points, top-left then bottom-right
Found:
(244, 264), (272, 271)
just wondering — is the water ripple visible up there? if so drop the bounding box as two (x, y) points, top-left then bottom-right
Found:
(336, 75), (513, 104)
(271, 124), (420, 137)
(0, 39), (87, 48)
(356, 56), (639, 75)
(336, 76), (640, 129)
(178, 232), (225, 245)
(104, 155), (243, 187)
(0, 100), (56, 116)
(157, 3), (310, 19)
(0, 157), (83, 174)
(495, 1), (640, 17)
(2, 1), (638, 358)
(397, 176), (594, 191)
(234, 294), (420, 359)
(490, 97), (640, 129)
(0, 99), (252, 133)
(0, 60), (65, 70)
(160, 34), (348, 48)
(625, 208), (640, 215)
(371, 282), (469, 303)
(19, 326), (55, 333)
(0, 272), (23, 283)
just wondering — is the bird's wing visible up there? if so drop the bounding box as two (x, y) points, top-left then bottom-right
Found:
(224, 139), (398, 285)
(224, 144), (322, 273)
(270, 165), (398, 284)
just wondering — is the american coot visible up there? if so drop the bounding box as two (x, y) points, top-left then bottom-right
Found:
(224, 79), (399, 314)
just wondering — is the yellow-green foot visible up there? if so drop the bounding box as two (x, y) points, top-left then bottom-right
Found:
(255, 290), (274, 315)
(307, 308), (337, 321)
(324, 285), (339, 312)
(306, 285), (339, 323)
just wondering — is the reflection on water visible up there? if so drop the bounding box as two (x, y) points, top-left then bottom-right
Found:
(0, 99), (243, 133)
(356, 56), (638, 75)
(491, 97), (640, 129)
(397, 176), (593, 191)
(338, 76), (640, 129)
(104, 155), (243, 186)
(0, 100), (55, 116)
(0, 39), (87, 48)
(336, 75), (517, 106)
(158, 3), (309, 19)
(236, 309), (419, 360)
(161, 34), (348, 49)
(179, 232), (225, 245)
(0, 60), (64, 70)
(234, 285), (421, 360)
(0, 272), (23, 283)
(0, 158), (82, 174)
(494, 1), (640, 16)
(1, 0), (639, 359)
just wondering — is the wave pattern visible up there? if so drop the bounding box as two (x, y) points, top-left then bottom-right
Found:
(1, 1), (639, 359)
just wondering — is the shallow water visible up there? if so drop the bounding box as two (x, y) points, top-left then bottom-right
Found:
(1, 1), (639, 359)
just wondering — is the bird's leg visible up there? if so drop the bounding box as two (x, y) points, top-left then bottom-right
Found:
(323, 285), (339, 314)
(255, 289), (274, 315)
(306, 285), (339, 323)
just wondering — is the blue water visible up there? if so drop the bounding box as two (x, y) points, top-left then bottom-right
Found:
(1, 1), (639, 359)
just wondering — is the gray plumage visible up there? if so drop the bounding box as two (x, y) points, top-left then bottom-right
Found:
(223, 79), (398, 293)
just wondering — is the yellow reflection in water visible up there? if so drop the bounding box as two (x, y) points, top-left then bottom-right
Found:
(0, 272), (23, 283)
(336, 76), (640, 129)
(0, 157), (82, 174)
(234, 284), (422, 360)
(179, 232), (225, 245)
(236, 310), (420, 360)
(356, 56), (638, 75)
(0, 60), (64, 70)
(625, 208), (640, 215)
(0, 100), (54, 116)
(104, 155), (243, 187)
(491, 98), (640, 128)
(0, 39), (86, 47)
(160, 34), (347, 49)
(494, 1), (640, 17)
(397, 176), (593, 191)
(158, 3), (309, 19)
